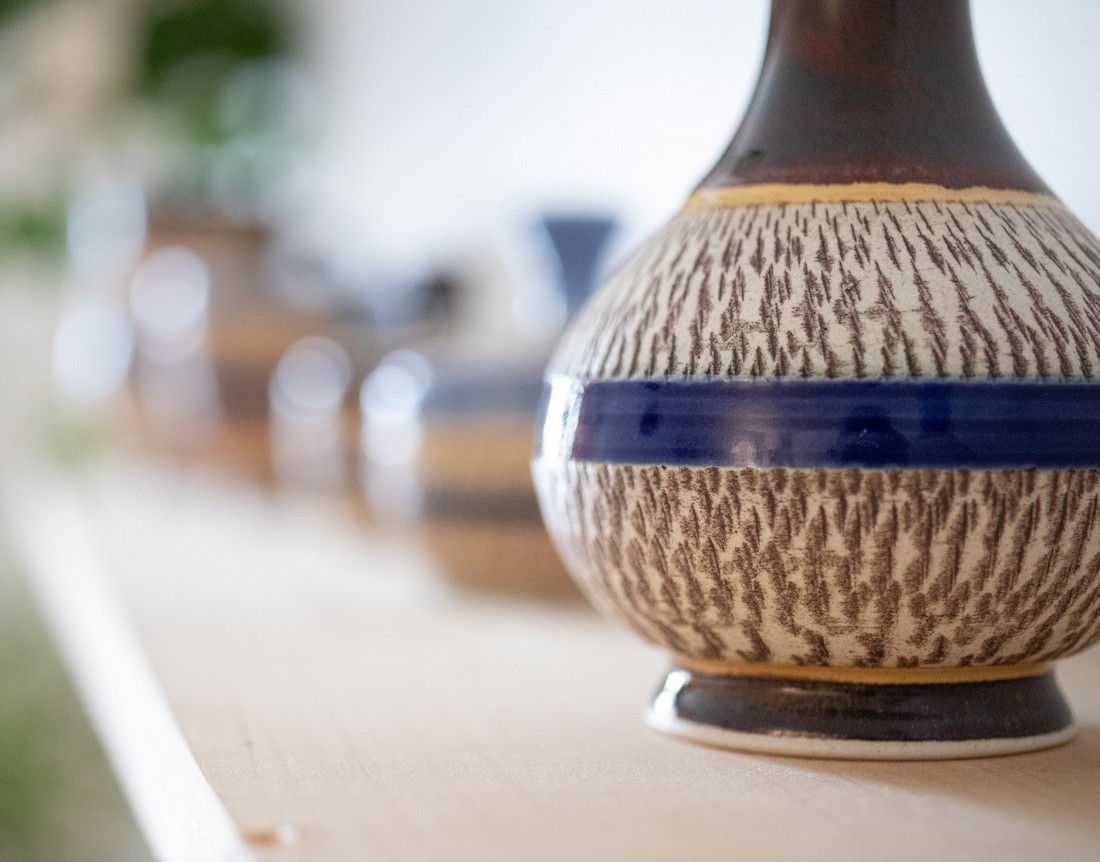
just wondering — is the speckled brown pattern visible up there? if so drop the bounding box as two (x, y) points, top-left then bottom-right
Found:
(534, 460), (1100, 667)
(550, 199), (1100, 383)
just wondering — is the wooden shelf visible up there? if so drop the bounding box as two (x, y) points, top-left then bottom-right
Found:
(6, 459), (1100, 861)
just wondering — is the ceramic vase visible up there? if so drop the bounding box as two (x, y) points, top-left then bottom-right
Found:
(534, 0), (1100, 758)
(127, 218), (324, 482)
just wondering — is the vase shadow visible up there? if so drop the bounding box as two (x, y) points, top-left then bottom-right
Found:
(753, 722), (1100, 834)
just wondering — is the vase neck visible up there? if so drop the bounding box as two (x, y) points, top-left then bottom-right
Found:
(700, 0), (1047, 192)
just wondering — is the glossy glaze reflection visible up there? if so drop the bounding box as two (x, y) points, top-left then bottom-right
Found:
(540, 378), (1100, 469)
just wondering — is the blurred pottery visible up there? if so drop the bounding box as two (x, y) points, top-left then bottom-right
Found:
(534, 0), (1100, 758)
(269, 336), (356, 497)
(126, 217), (330, 480)
(364, 352), (573, 598)
(364, 215), (615, 599)
(271, 265), (460, 517)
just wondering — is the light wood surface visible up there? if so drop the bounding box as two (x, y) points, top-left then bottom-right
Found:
(6, 458), (1100, 862)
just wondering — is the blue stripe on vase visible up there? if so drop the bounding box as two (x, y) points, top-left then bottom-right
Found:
(537, 377), (1100, 469)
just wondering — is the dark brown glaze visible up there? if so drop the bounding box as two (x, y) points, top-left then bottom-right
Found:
(653, 668), (1072, 742)
(700, 0), (1049, 192)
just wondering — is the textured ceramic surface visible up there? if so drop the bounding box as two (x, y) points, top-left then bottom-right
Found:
(534, 1), (1100, 757)
(535, 186), (1100, 758)
(551, 191), (1100, 383)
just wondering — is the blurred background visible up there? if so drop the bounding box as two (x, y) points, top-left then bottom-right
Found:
(1, 0), (1099, 858)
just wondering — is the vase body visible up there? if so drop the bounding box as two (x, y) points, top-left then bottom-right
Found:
(534, 0), (1100, 758)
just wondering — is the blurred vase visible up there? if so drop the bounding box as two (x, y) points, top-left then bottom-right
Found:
(269, 336), (355, 495)
(125, 216), (328, 480)
(364, 352), (571, 597)
(534, 0), (1100, 758)
(364, 215), (615, 598)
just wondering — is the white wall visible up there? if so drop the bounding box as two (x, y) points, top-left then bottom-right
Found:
(301, 0), (1100, 267)
(973, 0), (1100, 229)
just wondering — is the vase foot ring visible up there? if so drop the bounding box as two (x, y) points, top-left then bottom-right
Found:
(646, 664), (1075, 761)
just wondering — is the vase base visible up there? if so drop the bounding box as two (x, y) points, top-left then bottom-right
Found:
(646, 665), (1075, 761)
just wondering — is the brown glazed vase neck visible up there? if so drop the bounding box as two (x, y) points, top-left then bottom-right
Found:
(700, 0), (1048, 192)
